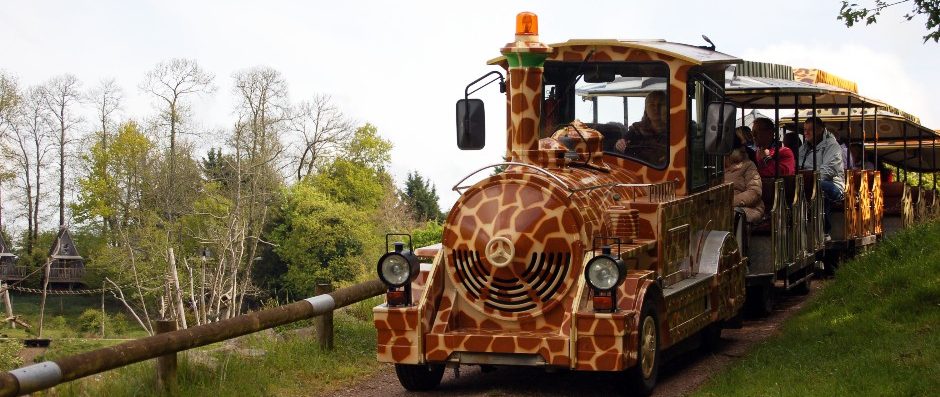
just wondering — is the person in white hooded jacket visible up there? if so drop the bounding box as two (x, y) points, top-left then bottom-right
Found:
(798, 117), (845, 238)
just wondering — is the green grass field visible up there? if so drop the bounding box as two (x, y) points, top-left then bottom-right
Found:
(695, 222), (940, 396)
(0, 292), (149, 340)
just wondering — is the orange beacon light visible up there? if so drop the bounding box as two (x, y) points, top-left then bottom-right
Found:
(515, 12), (538, 36)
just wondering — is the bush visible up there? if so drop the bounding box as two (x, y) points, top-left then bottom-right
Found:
(78, 309), (106, 335)
(0, 339), (23, 371)
(48, 316), (67, 330)
(110, 313), (129, 335)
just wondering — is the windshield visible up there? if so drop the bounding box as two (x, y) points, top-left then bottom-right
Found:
(542, 61), (670, 169)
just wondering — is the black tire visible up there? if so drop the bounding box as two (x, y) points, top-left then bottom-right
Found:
(702, 322), (723, 352)
(746, 284), (774, 316)
(822, 250), (840, 277)
(624, 299), (660, 396)
(394, 363), (445, 391)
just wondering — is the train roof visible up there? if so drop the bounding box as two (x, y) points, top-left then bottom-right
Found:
(487, 39), (741, 66)
(867, 140), (940, 172)
(782, 109), (936, 140)
(725, 62), (884, 108)
(793, 68), (859, 93)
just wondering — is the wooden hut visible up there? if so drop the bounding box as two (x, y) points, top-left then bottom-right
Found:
(0, 233), (21, 282)
(46, 227), (85, 287)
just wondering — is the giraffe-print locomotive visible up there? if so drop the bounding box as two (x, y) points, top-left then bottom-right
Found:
(375, 34), (745, 375)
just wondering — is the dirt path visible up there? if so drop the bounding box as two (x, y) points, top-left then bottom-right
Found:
(334, 280), (825, 397)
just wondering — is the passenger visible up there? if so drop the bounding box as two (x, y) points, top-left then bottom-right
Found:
(614, 91), (668, 165)
(751, 117), (795, 177)
(799, 117), (846, 239)
(735, 126), (757, 160)
(783, 131), (802, 166)
(847, 142), (875, 170)
(725, 135), (764, 223)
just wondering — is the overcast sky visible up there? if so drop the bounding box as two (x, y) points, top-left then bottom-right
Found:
(1, 0), (936, 218)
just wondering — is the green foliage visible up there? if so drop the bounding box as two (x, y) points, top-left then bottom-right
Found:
(270, 182), (372, 295)
(73, 121), (153, 228)
(78, 308), (107, 334)
(411, 220), (444, 249)
(345, 123), (392, 170)
(696, 221), (940, 396)
(839, 0), (940, 43)
(310, 159), (388, 210)
(110, 313), (130, 335)
(403, 171), (443, 222)
(0, 339), (23, 371)
(201, 147), (235, 186)
(308, 124), (395, 211)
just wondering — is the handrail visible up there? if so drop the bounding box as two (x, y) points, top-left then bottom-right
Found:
(0, 279), (387, 396)
(452, 162), (572, 193)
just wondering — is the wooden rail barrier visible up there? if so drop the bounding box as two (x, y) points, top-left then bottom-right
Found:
(0, 278), (386, 396)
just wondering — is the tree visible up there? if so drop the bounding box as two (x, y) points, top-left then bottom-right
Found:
(40, 74), (83, 227)
(291, 94), (354, 181)
(0, 73), (18, 130)
(141, 59), (215, 157)
(227, 66), (290, 315)
(87, 79), (123, 151)
(140, 59), (215, 218)
(839, 0), (940, 42)
(269, 182), (371, 295)
(73, 121), (152, 230)
(86, 79), (123, 234)
(308, 124), (394, 210)
(1, 87), (54, 254)
(403, 171), (443, 222)
(0, 73), (20, 229)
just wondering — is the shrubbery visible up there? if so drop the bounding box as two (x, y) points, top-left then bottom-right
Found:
(0, 339), (23, 371)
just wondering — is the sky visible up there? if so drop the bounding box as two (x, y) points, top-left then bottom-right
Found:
(1, 0), (937, 222)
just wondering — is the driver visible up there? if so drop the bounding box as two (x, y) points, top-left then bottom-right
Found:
(614, 91), (668, 165)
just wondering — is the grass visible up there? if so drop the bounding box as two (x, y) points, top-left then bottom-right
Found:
(695, 222), (940, 397)
(39, 295), (386, 397)
(0, 292), (148, 339)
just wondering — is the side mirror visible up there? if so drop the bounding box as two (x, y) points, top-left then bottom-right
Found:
(705, 102), (736, 155)
(456, 99), (485, 150)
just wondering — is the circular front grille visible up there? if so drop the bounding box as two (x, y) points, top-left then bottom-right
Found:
(453, 249), (571, 314)
(442, 175), (583, 319)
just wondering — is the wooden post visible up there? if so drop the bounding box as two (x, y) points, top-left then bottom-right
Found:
(2, 283), (13, 329)
(313, 282), (334, 350)
(100, 286), (105, 337)
(155, 320), (178, 394)
(38, 258), (52, 338)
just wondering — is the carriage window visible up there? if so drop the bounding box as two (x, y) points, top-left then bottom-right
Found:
(544, 61), (669, 169)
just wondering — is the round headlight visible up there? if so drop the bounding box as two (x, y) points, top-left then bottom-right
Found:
(584, 255), (624, 291)
(379, 253), (411, 287)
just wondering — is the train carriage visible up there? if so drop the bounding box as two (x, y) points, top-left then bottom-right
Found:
(373, 12), (746, 394)
(721, 62), (884, 311)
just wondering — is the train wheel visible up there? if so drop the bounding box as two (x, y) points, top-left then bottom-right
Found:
(625, 300), (660, 396)
(394, 363), (445, 391)
(746, 285), (774, 316)
(702, 322), (723, 352)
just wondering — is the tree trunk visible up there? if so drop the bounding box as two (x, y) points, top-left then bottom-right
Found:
(167, 248), (187, 329)
(59, 115), (65, 227)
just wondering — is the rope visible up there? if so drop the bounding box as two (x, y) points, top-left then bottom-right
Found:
(6, 285), (111, 295)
